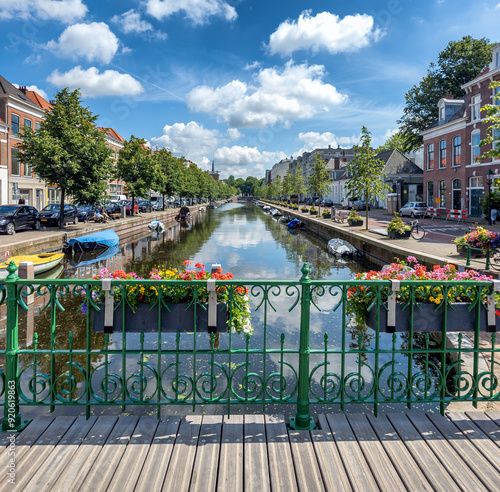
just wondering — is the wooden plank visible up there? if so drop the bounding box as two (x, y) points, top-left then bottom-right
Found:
(288, 429), (325, 492)
(346, 414), (406, 492)
(465, 411), (500, 445)
(217, 415), (243, 492)
(386, 413), (460, 492)
(190, 415), (223, 492)
(244, 414), (270, 492)
(162, 414), (202, 491)
(446, 412), (500, 473)
(50, 416), (118, 492)
(265, 415), (298, 492)
(22, 417), (98, 492)
(106, 416), (159, 492)
(312, 415), (352, 492)
(71, 416), (139, 492)
(134, 416), (181, 492)
(426, 412), (500, 490)
(366, 414), (433, 492)
(324, 414), (379, 492)
(0, 416), (76, 491)
(405, 413), (488, 492)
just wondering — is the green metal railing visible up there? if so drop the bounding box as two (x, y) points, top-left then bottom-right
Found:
(1, 261), (500, 431)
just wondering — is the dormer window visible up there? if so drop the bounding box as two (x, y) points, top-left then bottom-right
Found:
(440, 107), (445, 121)
(471, 95), (481, 121)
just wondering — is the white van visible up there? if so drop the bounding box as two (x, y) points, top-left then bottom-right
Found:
(110, 194), (126, 202)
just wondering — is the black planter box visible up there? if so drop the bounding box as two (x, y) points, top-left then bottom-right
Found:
(310, 210), (318, 215)
(348, 219), (363, 226)
(387, 230), (411, 239)
(93, 302), (228, 333)
(322, 214), (331, 219)
(365, 302), (498, 333)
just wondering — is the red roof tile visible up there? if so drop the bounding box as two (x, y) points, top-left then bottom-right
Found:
(98, 127), (125, 142)
(25, 90), (52, 110)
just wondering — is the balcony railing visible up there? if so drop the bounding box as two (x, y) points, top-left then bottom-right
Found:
(1, 262), (499, 431)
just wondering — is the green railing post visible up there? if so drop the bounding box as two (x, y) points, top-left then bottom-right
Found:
(289, 263), (316, 430)
(2, 262), (28, 431)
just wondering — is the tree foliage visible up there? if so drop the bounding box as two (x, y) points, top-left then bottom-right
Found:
(116, 136), (156, 215)
(345, 127), (390, 230)
(480, 82), (500, 161)
(398, 36), (492, 151)
(17, 88), (113, 227)
(376, 131), (407, 154)
(307, 152), (330, 214)
(291, 166), (306, 201)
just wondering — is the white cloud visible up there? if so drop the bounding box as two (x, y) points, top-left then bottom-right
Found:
(383, 128), (399, 140)
(150, 121), (219, 163)
(46, 22), (119, 64)
(187, 61), (347, 128)
(295, 131), (360, 156)
(111, 9), (167, 39)
(47, 66), (144, 97)
(0, 0), (87, 23)
(244, 61), (261, 70)
(24, 54), (42, 64)
(226, 128), (242, 141)
(496, 2), (500, 8)
(13, 83), (49, 101)
(268, 10), (384, 56)
(145, 0), (237, 24)
(214, 146), (286, 178)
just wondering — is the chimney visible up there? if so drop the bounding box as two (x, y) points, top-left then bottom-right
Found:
(19, 86), (27, 94)
(334, 158), (340, 170)
(444, 92), (454, 100)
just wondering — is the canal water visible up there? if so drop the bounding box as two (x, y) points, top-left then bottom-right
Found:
(8, 202), (440, 418)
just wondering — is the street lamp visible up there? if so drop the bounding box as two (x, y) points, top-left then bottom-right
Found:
(487, 169), (494, 225)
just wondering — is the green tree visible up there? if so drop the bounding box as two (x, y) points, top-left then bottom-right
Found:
(345, 127), (390, 230)
(116, 136), (156, 216)
(376, 131), (407, 153)
(480, 82), (500, 161)
(398, 36), (492, 151)
(307, 152), (330, 214)
(282, 169), (293, 201)
(17, 88), (113, 228)
(291, 166), (306, 203)
(153, 148), (182, 210)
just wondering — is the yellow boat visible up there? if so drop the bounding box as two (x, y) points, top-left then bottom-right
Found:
(0, 253), (65, 278)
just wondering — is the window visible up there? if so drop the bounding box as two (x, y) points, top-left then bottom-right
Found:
(440, 107), (445, 121)
(11, 149), (20, 176)
(24, 161), (32, 176)
(472, 131), (481, 162)
(24, 118), (32, 131)
(494, 86), (500, 106)
(452, 179), (461, 210)
(427, 143), (434, 170)
(471, 95), (481, 121)
(452, 136), (461, 166)
(496, 51), (499, 68)
(11, 114), (19, 135)
(493, 129), (500, 152)
(35, 121), (41, 131)
(439, 140), (446, 168)
(427, 181), (434, 206)
(439, 181), (446, 208)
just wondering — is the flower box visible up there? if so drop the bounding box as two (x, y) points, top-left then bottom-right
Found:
(310, 210), (318, 215)
(365, 302), (498, 333)
(348, 219), (363, 226)
(322, 213), (331, 219)
(93, 302), (229, 333)
(388, 230), (411, 239)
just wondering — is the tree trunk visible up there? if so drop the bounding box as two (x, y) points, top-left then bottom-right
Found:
(365, 192), (369, 231)
(131, 196), (135, 216)
(162, 192), (165, 211)
(59, 188), (65, 229)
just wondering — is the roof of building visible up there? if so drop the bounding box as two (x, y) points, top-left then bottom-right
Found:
(424, 103), (466, 131)
(0, 74), (40, 110)
(98, 127), (126, 142)
(25, 90), (52, 110)
(377, 149), (422, 176)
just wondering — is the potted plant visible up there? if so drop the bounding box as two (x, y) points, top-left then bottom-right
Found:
(301, 205), (309, 213)
(346, 256), (498, 332)
(85, 261), (253, 335)
(387, 214), (411, 238)
(347, 210), (363, 226)
(322, 209), (331, 219)
(309, 206), (318, 215)
(454, 235), (467, 255)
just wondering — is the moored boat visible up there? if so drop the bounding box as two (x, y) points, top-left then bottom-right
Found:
(175, 206), (191, 222)
(148, 220), (165, 233)
(327, 238), (357, 257)
(64, 230), (119, 253)
(0, 253), (65, 278)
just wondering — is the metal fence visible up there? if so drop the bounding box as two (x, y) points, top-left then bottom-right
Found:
(1, 262), (499, 431)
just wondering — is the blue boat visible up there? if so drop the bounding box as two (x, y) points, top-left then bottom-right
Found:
(65, 229), (119, 253)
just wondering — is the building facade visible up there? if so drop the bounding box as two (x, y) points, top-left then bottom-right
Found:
(421, 43), (500, 217)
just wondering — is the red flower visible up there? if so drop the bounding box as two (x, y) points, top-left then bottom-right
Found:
(183, 260), (192, 266)
(195, 262), (204, 270)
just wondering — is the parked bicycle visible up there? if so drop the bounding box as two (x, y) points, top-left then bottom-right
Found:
(409, 219), (425, 240)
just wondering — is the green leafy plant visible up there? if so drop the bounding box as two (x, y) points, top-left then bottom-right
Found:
(322, 209), (331, 217)
(348, 210), (362, 221)
(387, 214), (411, 234)
(301, 206), (309, 212)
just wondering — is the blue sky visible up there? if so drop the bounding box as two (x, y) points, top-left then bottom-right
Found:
(1, 0), (499, 179)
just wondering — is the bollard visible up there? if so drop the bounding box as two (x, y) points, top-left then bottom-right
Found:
(18, 261), (34, 305)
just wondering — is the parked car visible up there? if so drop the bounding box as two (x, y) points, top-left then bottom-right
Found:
(351, 200), (370, 211)
(40, 203), (78, 226)
(103, 201), (122, 217)
(0, 205), (40, 235)
(121, 200), (139, 215)
(341, 197), (358, 209)
(399, 201), (427, 218)
(137, 199), (151, 213)
(75, 204), (95, 222)
(320, 199), (333, 207)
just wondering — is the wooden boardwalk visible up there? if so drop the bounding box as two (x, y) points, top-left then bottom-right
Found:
(1, 411), (500, 491)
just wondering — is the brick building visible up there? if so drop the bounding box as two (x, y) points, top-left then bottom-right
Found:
(98, 127), (127, 197)
(421, 43), (500, 217)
